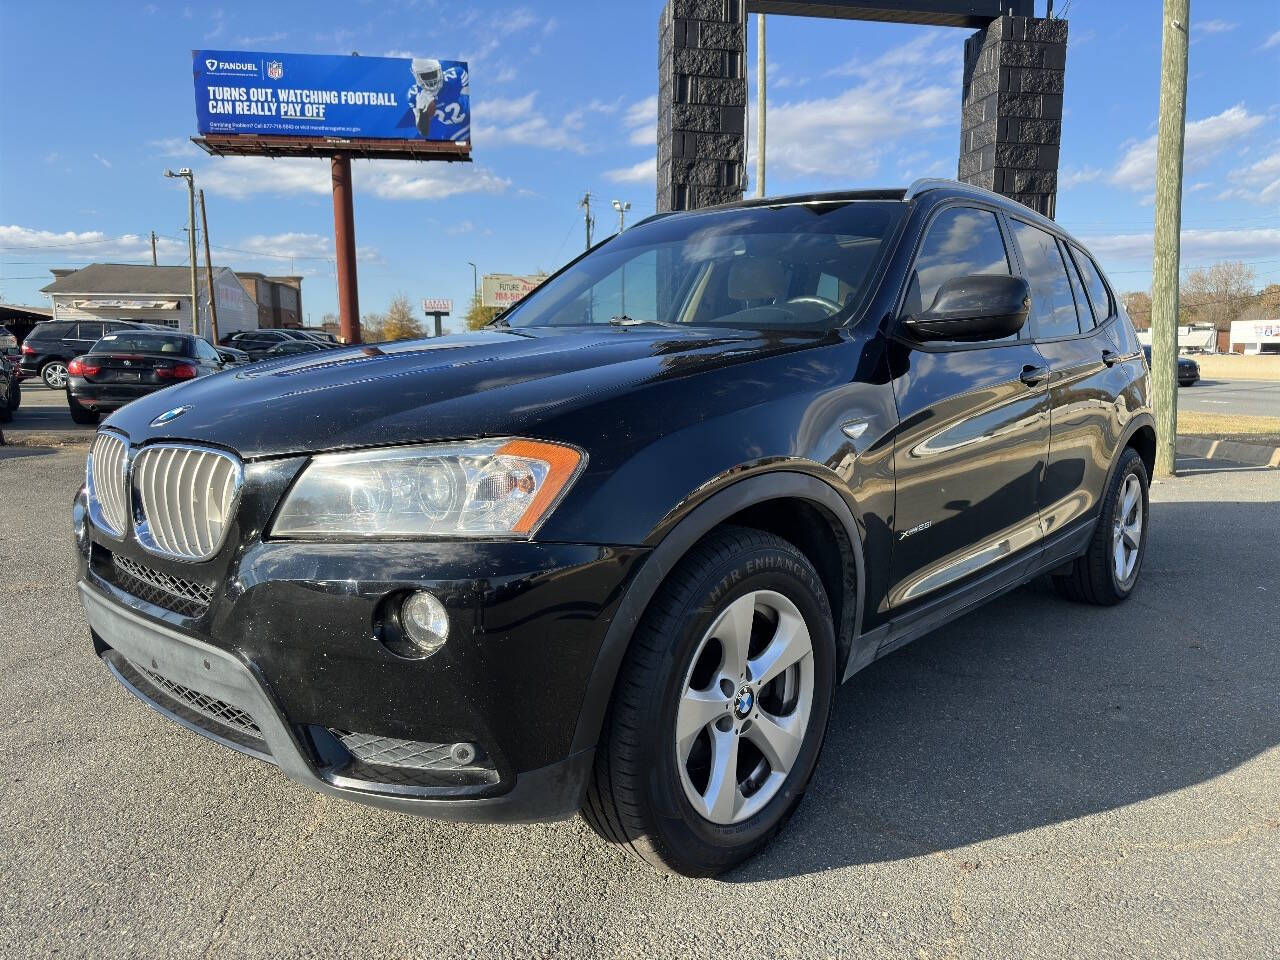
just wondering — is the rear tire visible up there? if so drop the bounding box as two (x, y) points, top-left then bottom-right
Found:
(6, 380), (19, 411)
(583, 526), (836, 877)
(1053, 447), (1148, 605)
(67, 394), (100, 425)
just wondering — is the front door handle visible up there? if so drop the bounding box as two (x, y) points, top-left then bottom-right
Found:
(1102, 349), (1119, 367)
(1019, 364), (1049, 387)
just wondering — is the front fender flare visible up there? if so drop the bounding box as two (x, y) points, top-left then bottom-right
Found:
(569, 470), (865, 755)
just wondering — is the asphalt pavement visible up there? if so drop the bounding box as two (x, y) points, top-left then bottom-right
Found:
(1, 446), (1277, 959)
(1179, 378), (1280, 418)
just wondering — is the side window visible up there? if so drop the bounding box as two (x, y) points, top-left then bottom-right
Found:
(194, 339), (220, 362)
(903, 206), (1019, 344)
(1009, 220), (1081, 339)
(1070, 246), (1115, 324)
(904, 207), (1013, 318)
(73, 322), (105, 341)
(1059, 239), (1095, 330)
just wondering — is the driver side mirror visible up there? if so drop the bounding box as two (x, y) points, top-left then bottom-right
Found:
(902, 274), (1030, 343)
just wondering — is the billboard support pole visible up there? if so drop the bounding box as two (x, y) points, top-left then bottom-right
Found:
(331, 154), (361, 344)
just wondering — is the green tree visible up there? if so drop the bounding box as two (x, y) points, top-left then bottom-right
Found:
(464, 291), (501, 331)
(381, 294), (423, 341)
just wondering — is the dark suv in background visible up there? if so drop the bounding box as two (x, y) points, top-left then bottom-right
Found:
(21, 320), (156, 388)
(74, 179), (1154, 877)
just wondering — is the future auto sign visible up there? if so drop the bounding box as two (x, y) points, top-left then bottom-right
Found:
(192, 50), (470, 142)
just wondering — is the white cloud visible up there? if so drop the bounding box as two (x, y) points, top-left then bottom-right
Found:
(198, 156), (509, 201)
(1264, 31), (1280, 49)
(757, 76), (953, 179)
(1059, 166), (1103, 189)
(92, 153), (112, 168)
(1082, 227), (1280, 265)
(1110, 105), (1265, 190)
(605, 157), (655, 184)
(827, 30), (957, 79)
(623, 95), (656, 146)
(1194, 19), (1237, 35)
(1219, 148), (1280, 205)
(232, 232), (379, 264)
(473, 93), (617, 152)
(0, 225), (184, 263)
(149, 137), (201, 158)
(237, 31), (287, 46)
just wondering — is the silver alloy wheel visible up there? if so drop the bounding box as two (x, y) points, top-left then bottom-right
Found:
(43, 362), (68, 389)
(674, 589), (814, 826)
(1112, 473), (1143, 586)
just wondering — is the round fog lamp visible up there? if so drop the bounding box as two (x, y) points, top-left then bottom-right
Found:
(401, 590), (449, 657)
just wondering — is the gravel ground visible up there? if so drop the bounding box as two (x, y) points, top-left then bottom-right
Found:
(1, 446), (1277, 959)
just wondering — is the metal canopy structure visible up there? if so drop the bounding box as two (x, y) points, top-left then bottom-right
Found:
(744, 0), (1032, 27)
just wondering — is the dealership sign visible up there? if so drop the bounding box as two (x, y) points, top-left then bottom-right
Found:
(192, 50), (470, 142)
(481, 274), (548, 308)
(421, 298), (452, 314)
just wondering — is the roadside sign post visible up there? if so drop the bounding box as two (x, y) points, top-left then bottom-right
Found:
(422, 298), (451, 337)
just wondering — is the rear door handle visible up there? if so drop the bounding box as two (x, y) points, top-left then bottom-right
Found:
(1019, 364), (1049, 387)
(1102, 349), (1119, 367)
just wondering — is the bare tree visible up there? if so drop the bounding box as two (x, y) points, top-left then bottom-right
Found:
(1121, 291), (1152, 330)
(1181, 261), (1257, 331)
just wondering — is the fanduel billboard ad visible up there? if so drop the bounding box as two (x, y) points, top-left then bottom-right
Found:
(193, 50), (470, 142)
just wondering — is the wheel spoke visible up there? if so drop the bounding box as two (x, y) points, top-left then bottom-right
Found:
(714, 593), (756, 680)
(1121, 481), (1138, 521)
(1122, 528), (1140, 551)
(745, 711), (804, 775)
(749, 608), (810, 688)
(1114, 541), (1127, 579)
(702, 728), (741, 823)
(676, 686), (729, 758)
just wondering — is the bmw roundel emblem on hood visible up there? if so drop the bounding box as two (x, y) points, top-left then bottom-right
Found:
(150, 405), (191, 427)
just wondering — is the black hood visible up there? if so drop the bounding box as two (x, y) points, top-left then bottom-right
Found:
(103, 326), (817, 459)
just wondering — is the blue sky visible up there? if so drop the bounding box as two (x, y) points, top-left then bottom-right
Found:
(1, 1), (1277, 330)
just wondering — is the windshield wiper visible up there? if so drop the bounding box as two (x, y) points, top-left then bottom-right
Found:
(608, 315), (684, 329)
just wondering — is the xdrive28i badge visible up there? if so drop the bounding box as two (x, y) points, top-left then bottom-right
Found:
(150, 406), (191, 428)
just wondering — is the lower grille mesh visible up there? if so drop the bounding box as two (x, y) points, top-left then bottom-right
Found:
(111, 555), (215, 616)
(334, 732), (479, 771)
(140, 665), (261, 736)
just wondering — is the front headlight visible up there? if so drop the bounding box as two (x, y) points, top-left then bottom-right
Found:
(270, 438), (585, 539)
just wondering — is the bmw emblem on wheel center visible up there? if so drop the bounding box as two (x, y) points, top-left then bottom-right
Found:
(733, 686), (755, 720)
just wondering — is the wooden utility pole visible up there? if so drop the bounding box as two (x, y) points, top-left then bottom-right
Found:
(198, 189), (219, 344)
(756, 14), (766, 198)
(150, 231), (158, 266)
(1150, 0), (1189, 477)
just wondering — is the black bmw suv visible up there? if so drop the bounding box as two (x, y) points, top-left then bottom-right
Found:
(73, 180), (1154, 876)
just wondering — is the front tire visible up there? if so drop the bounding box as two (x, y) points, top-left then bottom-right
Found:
(583, 526), (836, 876)
(1053, 447), (1149, 605)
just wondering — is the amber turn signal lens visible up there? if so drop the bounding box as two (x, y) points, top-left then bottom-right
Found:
(497, 439), (584, 535)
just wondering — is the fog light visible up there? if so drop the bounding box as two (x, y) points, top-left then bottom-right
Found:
(401, 590), (449, 657)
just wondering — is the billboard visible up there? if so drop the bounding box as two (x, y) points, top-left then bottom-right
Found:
(193, 50), (469, 142)
(482, 274), (548, 309)
(421, 298), (453, 314)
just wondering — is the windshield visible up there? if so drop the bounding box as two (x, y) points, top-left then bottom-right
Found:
(93, 333), (191, 355)
(502, 200), (905, 332)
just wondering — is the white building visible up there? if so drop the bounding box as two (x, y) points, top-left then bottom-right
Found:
(41, 263), (259, 339)
(1134, 323), (1218, 354)
(1228, 318), (1280, 355)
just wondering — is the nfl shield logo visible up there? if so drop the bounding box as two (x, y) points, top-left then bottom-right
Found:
(266, 60), (283, 80)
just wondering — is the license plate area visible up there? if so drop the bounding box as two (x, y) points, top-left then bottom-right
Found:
(116, 371), (141, 382)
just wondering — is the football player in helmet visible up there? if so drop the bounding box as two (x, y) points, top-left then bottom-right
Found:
(409, 58), (444, 136)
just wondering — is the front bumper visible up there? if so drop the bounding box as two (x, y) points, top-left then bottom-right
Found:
(80, 580), (598, 822)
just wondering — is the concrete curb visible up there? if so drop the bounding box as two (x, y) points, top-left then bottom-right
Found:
(0, 430), (94, 448)
(1178, 435), (1280, 469)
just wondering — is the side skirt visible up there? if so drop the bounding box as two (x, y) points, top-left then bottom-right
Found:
(842, 518), (1096, 682)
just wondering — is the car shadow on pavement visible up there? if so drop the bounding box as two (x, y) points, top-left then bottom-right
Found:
(729, 497), (1280, 882)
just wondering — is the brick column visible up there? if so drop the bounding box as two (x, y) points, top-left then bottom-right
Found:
(959, 15), (1068, 219)
(657, 0), (747, 213)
